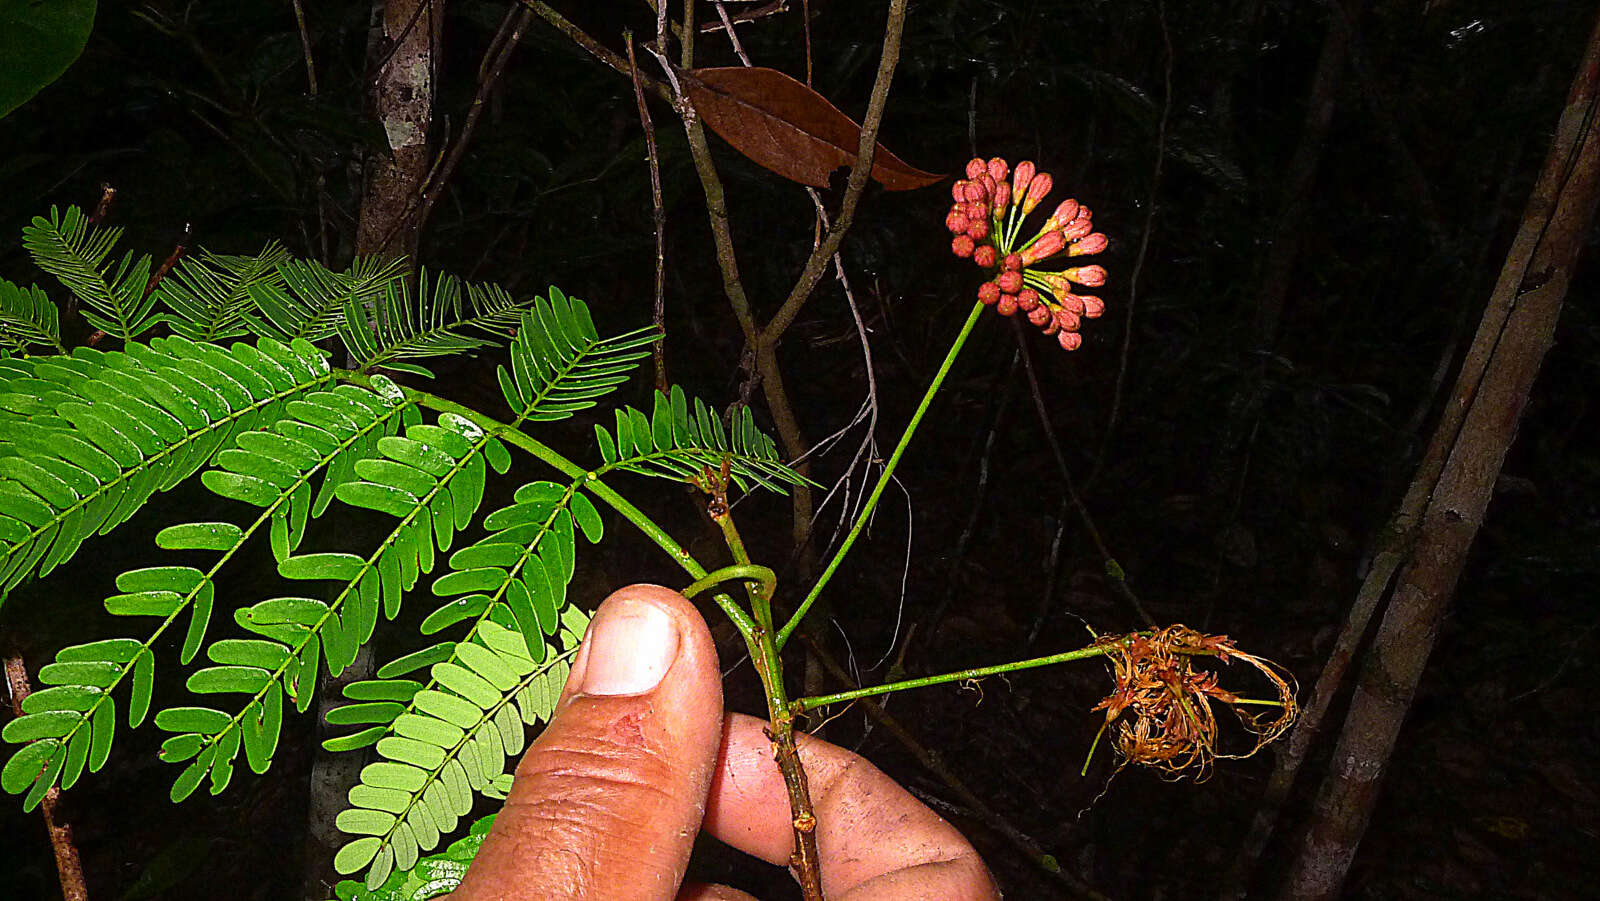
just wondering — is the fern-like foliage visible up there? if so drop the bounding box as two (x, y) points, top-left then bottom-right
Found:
(597, 386), (809, 494)
(322, 474), (601, 887)
(0, 204), (812, 895)
(1, 354), (408, 808)
(246, 256), (410, 344)
(330, 813), (496, 901)
(0, 335), (337, 599)
(0, 278), (65, 356)
(494, 287), (659, 421)
(21, 206), (157, 340)
(151, 413), (517, 805)
(339, 271), (537, 377)
(154, 243), (292, 342)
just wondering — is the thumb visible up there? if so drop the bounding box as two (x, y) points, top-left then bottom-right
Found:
(453, 584), (725, 901)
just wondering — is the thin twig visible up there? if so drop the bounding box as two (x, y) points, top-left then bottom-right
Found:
(802, 0), (813, 84)
(416, 4), (532, 232)
(761, 0), (909, 347)
(291, 0), (319, 94)
(698, 1), (791, 34)
(796, 633), (1110, 900)
(626, 32), (670, 392)
(712, 2), (753, 65)
(5, 655), (89, 901)
(1090, 0), (1171, 487)
(519, 1), (672, 102)
(1010, 318), (1156, 629)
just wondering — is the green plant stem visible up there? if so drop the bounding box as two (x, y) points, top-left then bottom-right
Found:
(776, 300), (986, 650)
(683, 564), (776, 605)
(713, 505), (776, 630)
(792, 640), (1128, 713)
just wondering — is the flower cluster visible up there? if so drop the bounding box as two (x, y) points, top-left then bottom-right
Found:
(947, 157), (1108, 350)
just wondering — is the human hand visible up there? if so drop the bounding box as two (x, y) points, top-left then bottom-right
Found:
(451, 584), (999, 901)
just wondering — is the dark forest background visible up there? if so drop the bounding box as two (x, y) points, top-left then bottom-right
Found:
(2, 1), (1597, 899)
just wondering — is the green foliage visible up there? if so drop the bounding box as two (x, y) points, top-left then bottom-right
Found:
(22, 206), (157, 340)
(493, 285), (660, 421)
(338, 269), (536, 377)
(331, 813), (495, 901)
(154, 243), (292, 342)
(0, 277), (64, 355)
(0, 334), (337, 598)
(246, 256), (410, 344)
(597, 385), (810, 494)
(0, 207), (806, 893)
(0, 0), (96, 119)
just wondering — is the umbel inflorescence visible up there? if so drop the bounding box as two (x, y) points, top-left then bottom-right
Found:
(947, 157), (1108, 350)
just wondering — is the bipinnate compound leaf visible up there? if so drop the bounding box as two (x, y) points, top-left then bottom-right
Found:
(680, 66), (941, 191)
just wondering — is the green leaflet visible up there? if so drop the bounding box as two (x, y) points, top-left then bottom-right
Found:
(330, 814), (494, 901)
(494, 288), (657, 422)
(326, 609), (588, 887)
(337, 269), (533, 377)
(22, 206), (158, 340)
(595, 387), (808, 495)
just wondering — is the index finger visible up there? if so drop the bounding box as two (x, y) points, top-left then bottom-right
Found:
(703, 713), (999, 900)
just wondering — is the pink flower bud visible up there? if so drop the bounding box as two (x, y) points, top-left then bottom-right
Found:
(978, 173), (997, 198)
(951, 181), (968, 203)
(1042, 318), (1060, 335)
(966, 158), (987, 179)
(997, 270), (1023, 294)
(978, 281), (1001, 305)
(963, 181), (988, 203)
(952, 235), (976, 258)
(1066, 265), (1107, 287)
(946, 209), (970, 234)
(1079, 295), (1106, 318)
(973, 244), (998, 268)
(1057, 330), (1083, 351)
(1002, 253), (1023, 271)
(1027, 305), (1051, 327)
(1022, 172), (1053, 215)
(997, 294), (1019, 316)
(966, 217), (990, 241)
(1055, 306), (1081, 331)
(987, 157), (1010, 183)
(1017, 288), (1041, 312)
(993, 181), (1012, 215)
(1061, 217), (1093, 242)
(1070, 232), (1108, 255)
(1021, 231), (1065, 265)
(1046, 199), (1079, 229)
(1012, 161), (1036, 200)
(1058, 294), (1085, 315)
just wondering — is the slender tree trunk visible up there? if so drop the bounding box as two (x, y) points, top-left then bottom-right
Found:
(355, 0), (441, 262)
(1276, 16), (1600, 899)
(304, 3), (438, 897)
